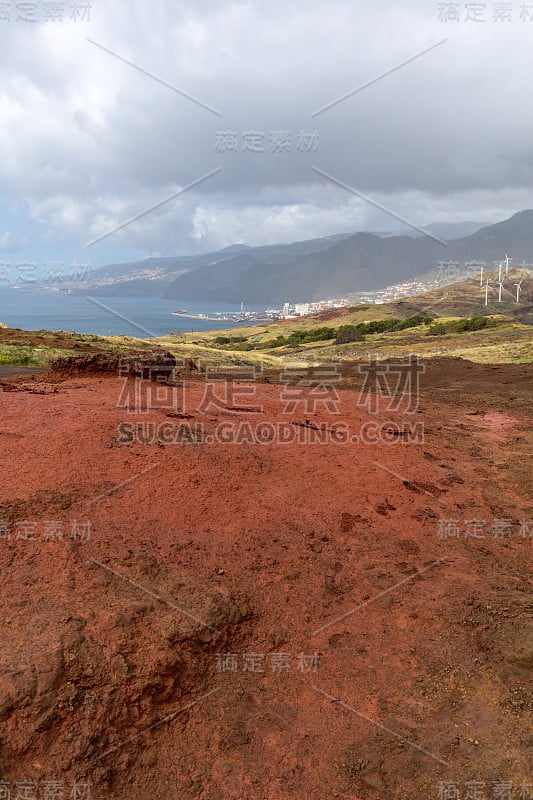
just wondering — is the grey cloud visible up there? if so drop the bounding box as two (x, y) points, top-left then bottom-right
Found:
(1, 0), (533, 256)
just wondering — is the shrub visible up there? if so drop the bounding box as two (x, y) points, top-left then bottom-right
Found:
(427, 316), (496, 336)
(214, 335), (248, 345)
(335, 325), (362, 344)
(263, 327), (336, 348)
(426, 323), (447, 336)
(334, 314), (430, 344)
(228, 342), (256, 351)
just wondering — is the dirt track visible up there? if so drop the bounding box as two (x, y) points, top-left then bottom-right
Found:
(0, 360), (531, 799)
(0, 366), (47, 377)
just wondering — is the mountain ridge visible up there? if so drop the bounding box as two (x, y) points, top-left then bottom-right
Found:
(66, 211), (533, 303)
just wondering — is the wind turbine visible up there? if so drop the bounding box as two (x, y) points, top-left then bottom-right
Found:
(485, 281), (491, 306)
(498, 281), (504, 303)
(514, 279), (523, 303)
(505, 254), (510, 274)
(498, 261), (503, 282)
(479, 265), (484, 286)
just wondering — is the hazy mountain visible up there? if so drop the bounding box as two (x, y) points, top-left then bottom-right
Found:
(164, 211), (533, 304)
(67, 211), (533, 304)
(70, 232), (356, 298)
(451, 210), (533, 260)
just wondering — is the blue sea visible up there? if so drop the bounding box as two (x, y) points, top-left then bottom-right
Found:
(0, 289), (265, 338)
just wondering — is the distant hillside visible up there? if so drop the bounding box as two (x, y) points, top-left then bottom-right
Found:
(165, 230), (442, 305)
(165, 210), (533, 304)
(451, 210), (533, 260)
(58, 210), (533, 304)
(185, 269), (533, 344)
(69, 232), (355, 298)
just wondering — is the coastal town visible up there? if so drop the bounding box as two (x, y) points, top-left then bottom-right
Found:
(18, 255), (533, 326)
(266, 258), (533, 319)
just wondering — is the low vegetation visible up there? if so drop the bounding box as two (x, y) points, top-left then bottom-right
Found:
(0, 346), (38, 366)
(208, 314), (433, 352)
(1, 274), (531, 369)
(427, 315), (497, 336)
(334, 314), (432, 343)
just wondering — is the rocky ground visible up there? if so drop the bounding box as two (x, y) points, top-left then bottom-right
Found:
(0, 358), (531, 800)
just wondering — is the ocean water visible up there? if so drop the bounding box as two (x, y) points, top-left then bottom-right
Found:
(0, 289), (265, 338)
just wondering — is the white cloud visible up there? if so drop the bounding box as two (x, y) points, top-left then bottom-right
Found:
(0, 232), (26, 252)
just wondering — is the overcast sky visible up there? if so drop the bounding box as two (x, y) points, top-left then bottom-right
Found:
(1, 0), (533, 272)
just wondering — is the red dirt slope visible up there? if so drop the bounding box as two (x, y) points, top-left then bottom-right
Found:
(0, 363), (531, 800)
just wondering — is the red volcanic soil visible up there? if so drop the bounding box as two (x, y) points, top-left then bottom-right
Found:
(0, 361), (531, 800)
(314, 307), (359, 322)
